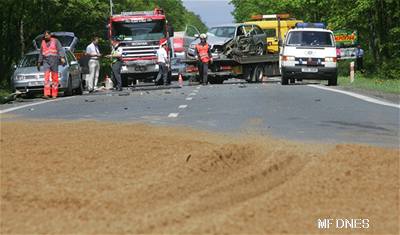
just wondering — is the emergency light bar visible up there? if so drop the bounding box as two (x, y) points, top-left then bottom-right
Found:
(120, 8), (164, 16)
(295, 22), (326, 29)
(251, 14), (290, 20)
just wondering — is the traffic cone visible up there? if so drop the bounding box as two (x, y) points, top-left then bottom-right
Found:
(105, 75), (113, 90)
(178, 73), (184, 87)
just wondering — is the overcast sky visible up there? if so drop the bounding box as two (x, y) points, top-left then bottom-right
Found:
(182, 0), (235, 28)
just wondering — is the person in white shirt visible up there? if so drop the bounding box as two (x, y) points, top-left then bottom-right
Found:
(85, 36), (101, 92)
(155, 39), (169, 85)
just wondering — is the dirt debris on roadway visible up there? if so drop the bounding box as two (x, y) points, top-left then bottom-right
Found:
(0, 121), (399, 234)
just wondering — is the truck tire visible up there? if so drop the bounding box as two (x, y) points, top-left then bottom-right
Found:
(121, 74), (129, 87)
(64, 76), (73, 96)
(251, 65), (263, 83)
(290, 78), (296, 84)
(281, 75), (289, 85)
(328, 75), (338, 86)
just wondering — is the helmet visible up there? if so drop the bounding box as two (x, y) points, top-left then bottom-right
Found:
(200, 33), (207, 39)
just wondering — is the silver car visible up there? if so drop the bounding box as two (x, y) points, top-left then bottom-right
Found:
(12, 32), (83, 96)
(187, 23), (267, 59)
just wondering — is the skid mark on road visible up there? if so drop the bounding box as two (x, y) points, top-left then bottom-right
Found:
(308, 84), (400, 109)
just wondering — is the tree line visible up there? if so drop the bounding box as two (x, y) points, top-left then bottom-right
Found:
(0, 0), (207, 89)
(230, 0), (400, 79)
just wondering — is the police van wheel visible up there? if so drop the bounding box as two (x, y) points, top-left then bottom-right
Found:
(281, 75), (289, 85)
(328, 76), (338, 86)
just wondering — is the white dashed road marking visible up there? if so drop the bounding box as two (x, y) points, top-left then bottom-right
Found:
(307, 84), (400, 109)
(168, 113), (179, 118)
(178, 105), (188, 109)
(189, 93), (197, 96)
(0, 97), (75, 114)
(186, 97), (193, 101)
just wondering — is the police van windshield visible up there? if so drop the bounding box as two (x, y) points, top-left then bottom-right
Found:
(112, 20), (166, 41)
(18, 54), (38, 67)
(208, 27), (236, 38)
(286, 31), (334, 47)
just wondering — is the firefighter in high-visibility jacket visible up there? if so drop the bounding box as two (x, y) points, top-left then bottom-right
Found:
(37, 30), (65, 99)
(195, 34), (213, 85)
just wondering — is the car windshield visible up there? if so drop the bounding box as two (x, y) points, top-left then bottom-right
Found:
(208, 27), (236, 38)
(18, 54), (38, 67)
(112, 20), (166, 41)
(287, 31), (334, 47)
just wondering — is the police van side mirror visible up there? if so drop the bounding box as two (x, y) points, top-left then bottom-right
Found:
(194, 34), (199, 38)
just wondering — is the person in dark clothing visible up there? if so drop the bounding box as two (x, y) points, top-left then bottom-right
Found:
(37, 30), (65, 99)
(355, 44), (364, 73)
(194, 33), (213, 85)
(78, 54), (90, 90)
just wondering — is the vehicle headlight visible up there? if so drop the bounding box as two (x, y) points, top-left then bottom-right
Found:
(15, 75), (25, 81)
(283, 56), (295, 61)
(325, 57), (337, 62)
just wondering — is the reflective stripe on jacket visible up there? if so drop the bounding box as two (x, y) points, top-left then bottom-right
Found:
(41, 38), (58, 56)
(195, 43), (210, 63)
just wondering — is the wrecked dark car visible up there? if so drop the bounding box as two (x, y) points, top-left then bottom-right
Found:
(187, 23), (267, 60)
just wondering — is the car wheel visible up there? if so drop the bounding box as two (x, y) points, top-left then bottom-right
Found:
(290, 78), (296, 84)
(328, 75), (338, 86)
(64, 76), (73, 96)
(256, 44), (264, 56)
(281, 75), (289, 85)
(75, 79), (83, 95)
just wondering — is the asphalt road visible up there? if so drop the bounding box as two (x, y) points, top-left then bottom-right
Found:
(1, 79), (399, 147)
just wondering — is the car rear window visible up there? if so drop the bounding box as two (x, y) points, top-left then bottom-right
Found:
(286, 31), (334, 47)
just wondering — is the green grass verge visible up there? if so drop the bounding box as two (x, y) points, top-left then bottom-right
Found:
(338, 73), (400, 94)
(0, 89), (12, 98)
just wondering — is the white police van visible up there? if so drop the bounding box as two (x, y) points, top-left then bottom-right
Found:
(280, 23), (338, 85)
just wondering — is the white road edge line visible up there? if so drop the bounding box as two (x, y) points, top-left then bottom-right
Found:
(168, 113), (179, 118)
(178, 105), (188, 109)
(307, 84), (400, 109)
(185, 97), (193, 101)
(0, 97), (75, 114)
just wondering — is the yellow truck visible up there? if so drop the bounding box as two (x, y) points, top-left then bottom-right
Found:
(245, 14), (303, 54)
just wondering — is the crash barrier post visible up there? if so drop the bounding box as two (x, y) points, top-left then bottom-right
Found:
(350, 61), (355, 83)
